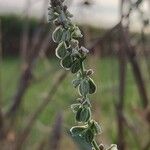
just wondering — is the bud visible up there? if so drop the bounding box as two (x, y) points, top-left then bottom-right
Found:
(71, 26), (83, 38)
(63, 5), (68, 12)
(70, 39), (79, 48)
(80, 46), (89, 54)
(54, 19), (62, 26)
(99, 144), (104, 150)
(90, 120), (101, 135)
(76, 98), (84, 103)
(71, 103), (81, 113)
(107, 144), (118, 150)
(86, 69), (94, 76)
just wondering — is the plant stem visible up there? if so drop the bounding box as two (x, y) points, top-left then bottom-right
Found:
(80, 61), (85, 78)
(81, 56), (100, 150)
(92, 140), (100, 150)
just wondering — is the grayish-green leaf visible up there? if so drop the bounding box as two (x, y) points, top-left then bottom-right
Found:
(79, 79), (89, 96)
(71, 103), (81, 113)
(80, 107), (91, 122)
(55, 42), (67, 59)
(76, 107), (83, 122)
(76, 107), (91, 123)
(84, 129), (94, 143)
(60, 54), (73, 69)
(67, 129), (92, 150)
(91, 121), (101, 135)
(52, 27), (63, 43)
(62, 30), (71, 41)
(72, 79), (81, 88)
(70, 126), (87, 136)
(80, 46), (89, 54)
(88, 78), (97, 94)
(71, 60), (81, 74)
(71, 26), (83, 38)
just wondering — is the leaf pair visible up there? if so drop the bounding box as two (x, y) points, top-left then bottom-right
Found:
(84, 129), (94, 143)
(76, 106), (91, 123)
(78, 78), (97, 97)
(79, 79), (90, 97)
(52, 27), (71, 43)
(90, 121), (101, 135)
(60, 54), (73, 69)
(70, 125), (87, 136)
(71, 26), (83, 39)
(70, 126), (95, 144)
(55, 42), (67, 59)
(71, 59), (81, 74)
(71, 103), (81, 113)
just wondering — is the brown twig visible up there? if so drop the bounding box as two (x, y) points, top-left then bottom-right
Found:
(88, 23), (121, 53)
(120, 25), (149, 108)
(6, 0), (50, 119)
(49, 113), (63, 150)
(20, 0), (31, 63)
(0, 19), (4, 139)
(116, 31), (127, 150)
(14, 71), (67, 150)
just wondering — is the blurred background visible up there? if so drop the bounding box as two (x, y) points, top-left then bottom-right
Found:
(0, 0), (150, 150)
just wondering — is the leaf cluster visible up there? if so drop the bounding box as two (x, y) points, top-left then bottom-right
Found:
(48, 1), (118, 150)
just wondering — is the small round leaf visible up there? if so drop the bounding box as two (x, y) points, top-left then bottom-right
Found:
(52, 27), (63, 43)
(76, 107), (83, 122)
(72, 79), (81, 88)
(84, 129), (94, 143)
(71, 60), (81, 74)
(88, 78), (97, 94)
(55, 42), (67, 59)
(71, 103), (81, 113)
(70, 126), (87, 136)
(90, 121), (101, 135)
(78, 79), (89, 96)
(60, 54), (73, 69)
(71, 26), (83, 38)
(62, 30), (71, 42)
(80, 107), (91, 122)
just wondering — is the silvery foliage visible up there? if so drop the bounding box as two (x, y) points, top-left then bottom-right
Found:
(48, 0), (118, 150)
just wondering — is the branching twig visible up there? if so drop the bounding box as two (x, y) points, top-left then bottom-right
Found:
(120, 24), (149, 108)
(14, 71), (67, 150)
(116, 30), (127, 150)
(49, 113), (63, 150)
(0, 19), (4, 139)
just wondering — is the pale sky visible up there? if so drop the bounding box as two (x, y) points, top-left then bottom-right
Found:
(0, 0), (149, 31)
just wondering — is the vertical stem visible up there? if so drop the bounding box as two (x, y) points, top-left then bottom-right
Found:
(0, 20), (2, 106)
(92, 140), (100, 150)
(80, 61), (85, 77)
(0, 19), (4, 138)
(116, 35), (126, 150)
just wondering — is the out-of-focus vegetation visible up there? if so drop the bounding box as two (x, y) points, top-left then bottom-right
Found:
(1, 15), (149, 57)
(0, 0), (150, 146)
(0, 15), (39, 56)
(1, 56), (149, 149)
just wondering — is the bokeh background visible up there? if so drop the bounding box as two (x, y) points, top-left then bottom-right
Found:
(0, 0), (150, 150)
